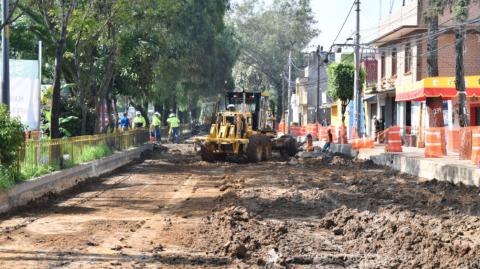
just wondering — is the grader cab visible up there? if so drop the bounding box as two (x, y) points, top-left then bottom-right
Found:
(194, 91), (297, 162)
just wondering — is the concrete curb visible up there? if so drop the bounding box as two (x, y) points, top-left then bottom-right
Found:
(0, 144), (153, 214)
(331, 145), (480, 187)
(366, 153), (480, 186)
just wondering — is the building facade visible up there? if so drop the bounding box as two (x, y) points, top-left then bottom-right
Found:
(370, 0), (480, 137)
(294, 50), (334, 126)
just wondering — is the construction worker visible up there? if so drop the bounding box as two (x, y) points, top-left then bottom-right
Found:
(150, 112), (162, 143)
(167, 113), (181, 143)
(133, 111), (146, 129)
(322, 129), (333, 153)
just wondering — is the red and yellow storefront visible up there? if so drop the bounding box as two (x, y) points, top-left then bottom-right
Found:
(396, 76), (480, 125)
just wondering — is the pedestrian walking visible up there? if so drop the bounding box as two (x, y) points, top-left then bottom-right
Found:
(167, 113), (181, 143)
(373, 116), (380, 141)
(119, 113), (131, 131)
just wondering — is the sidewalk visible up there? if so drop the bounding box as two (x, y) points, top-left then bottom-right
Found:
(333, 144), (480, 187)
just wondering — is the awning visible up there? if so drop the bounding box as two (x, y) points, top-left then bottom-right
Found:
(363, 94), (377, 102)
(396, 76), (480, 102)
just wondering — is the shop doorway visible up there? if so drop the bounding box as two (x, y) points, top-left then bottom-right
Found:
(406, 101), (412, 127)
(471, 105), (480, 126)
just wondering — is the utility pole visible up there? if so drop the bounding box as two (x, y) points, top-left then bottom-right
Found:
(1, 0), (10, 109)
(281, 73), (284, 123)
(287, 51), (292, 134)
(316, 46), (321, 123)
(456, 23), (469, 126)
(353, 0), (361, 137)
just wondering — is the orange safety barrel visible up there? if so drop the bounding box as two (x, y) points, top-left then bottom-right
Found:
(447, 128), (461, 153)
(385, 126), (402, 153)
(471, 128), (480, 165)
(425, 127), (445, 158)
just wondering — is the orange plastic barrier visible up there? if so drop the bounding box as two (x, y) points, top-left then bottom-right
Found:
(329, 126), (337, 142)
(385, 126), (402, 152)
(337, 125), (348, 144)
(319, 127), (328, 141)
(305, 124), (319, 138)
(351, 138), (360, 150)
(471, 128), (480, 165)
(425, 127), (445, 158)
(277, 122), (287, 133)
(363, 136), (375, 149)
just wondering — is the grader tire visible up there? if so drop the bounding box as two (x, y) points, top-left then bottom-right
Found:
(280, 136), (298, 157)
(247, 135), (264, 163)
(200, 143), (216, 163)
(262, 138), (272, 161)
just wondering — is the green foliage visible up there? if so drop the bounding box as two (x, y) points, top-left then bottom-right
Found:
(327, 63), (366, 124)
(0, 166), (17, 190)
(231, 0), (318, 114)
(79, 144), (112, 163)
(0, 105), (25, 167)
(327, 63), (355, 103)
(20, 164), (56, 180)
(452, 0), (470, 22)
(14, 0), (238, 135)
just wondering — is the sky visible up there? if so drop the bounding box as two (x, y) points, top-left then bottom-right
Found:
(231, 0), (416, 51)
(307, 0), (416, 51)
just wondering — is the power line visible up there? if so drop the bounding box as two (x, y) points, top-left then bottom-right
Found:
(365, 16), (480, 53)
(329, 0), (356, 51)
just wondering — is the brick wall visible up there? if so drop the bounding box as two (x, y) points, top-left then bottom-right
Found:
(418, 32), (480, 79)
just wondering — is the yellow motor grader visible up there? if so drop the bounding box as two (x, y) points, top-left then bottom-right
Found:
(194, 91), (297, 162)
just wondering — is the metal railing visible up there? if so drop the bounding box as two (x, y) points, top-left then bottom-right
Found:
(16, 129), (149, 177)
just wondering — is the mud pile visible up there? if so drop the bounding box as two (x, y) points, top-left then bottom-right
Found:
(321, 206), (480, 268)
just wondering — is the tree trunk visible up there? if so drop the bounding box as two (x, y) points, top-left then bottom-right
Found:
(426, 15), (444, 128)
(94, 96), (103, 134)
(106, 93), (114, 133)
(341, 101), (347, 125)
(80, 89), (88, 135)
(456, 24), (469, 127)
(50, 40), (66, 139)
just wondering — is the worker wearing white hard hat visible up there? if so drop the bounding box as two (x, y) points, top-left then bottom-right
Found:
(150, 112), (162, 143)
(167, 113), (181, 143)
(227, 104), (236, 112)
(133, 111), (146, 129)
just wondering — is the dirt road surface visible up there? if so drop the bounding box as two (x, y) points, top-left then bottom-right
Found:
(0, 144), (479, 268)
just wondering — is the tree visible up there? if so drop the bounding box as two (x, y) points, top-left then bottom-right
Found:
(452, 0), (470, 127)
(230, 0), (318, 120)
(424, 0), (447, 127)
(34, 0), (79, 138)
(0, 0), (24, 31)
(327, 62), (365, 125)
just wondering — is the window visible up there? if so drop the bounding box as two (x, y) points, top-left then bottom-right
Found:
(391, 48), (397, 76)
(405, 43), (412, 73)
(381, 52), (386, 78)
